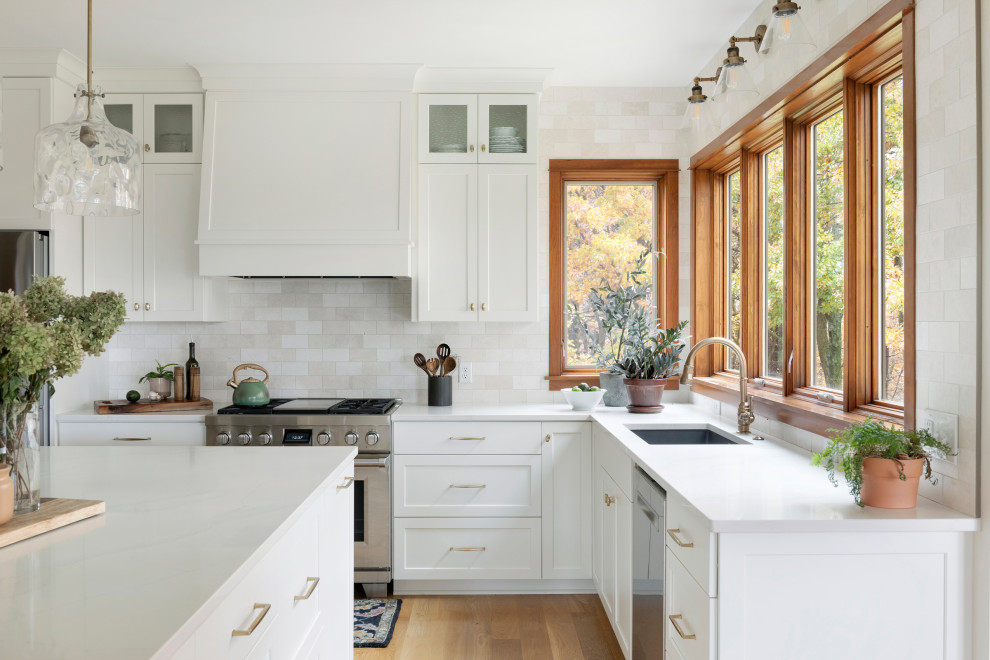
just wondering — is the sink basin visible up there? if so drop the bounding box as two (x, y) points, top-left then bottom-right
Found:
(630, 428), (745, 445)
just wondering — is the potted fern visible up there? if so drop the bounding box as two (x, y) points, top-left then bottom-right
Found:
(614, 320), (687, 413)
(811, 418), (954, 508)
(568, 249), (658, 407)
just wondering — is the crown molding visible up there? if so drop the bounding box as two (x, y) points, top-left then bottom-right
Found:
(0, 48), (84, 84)
(91, 66), (203, 93)
(193, 63), (422, 92)
(414, 67), (552, 93)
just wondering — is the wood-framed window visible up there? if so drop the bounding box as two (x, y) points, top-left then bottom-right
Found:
(548, 159), (679, 389)
(690, 2), (915, 435)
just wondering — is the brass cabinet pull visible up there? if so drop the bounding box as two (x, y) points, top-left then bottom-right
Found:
(470, 303), (476, 311)
(481, 144), (486, 152)
(450, 484), (486, 489)
(337, 477), (354, 490)
(450, 436), (485, 441)
(133, 302), (139, 311)
(145, 302), (151, 311)
(469, 144), (475, 152)
(144, 143), (150, 152)
(545, 433), (551, 443)
(231, 603), (270, 637)
(481, 302), (487, 311)
(668, 614), (696, 640)
(113, 437), (150, 442)
(294, 577), (320, 601)
(449, 547), (486, 552)
(666, 528), (694, 548)
(604, 493), (616, 507)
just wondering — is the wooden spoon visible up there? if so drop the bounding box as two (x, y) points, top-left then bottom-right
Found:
(426, 357), (441, 377)
(437, 343), (451, 361)
(413, 353), (432, 375)
(441, 356), (456, 377)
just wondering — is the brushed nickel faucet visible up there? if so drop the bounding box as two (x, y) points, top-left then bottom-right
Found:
(679, 337), (755, 434)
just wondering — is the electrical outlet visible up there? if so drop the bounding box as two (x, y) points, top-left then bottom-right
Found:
(923, 409), (959, 464)
(458, 362), (472, 384)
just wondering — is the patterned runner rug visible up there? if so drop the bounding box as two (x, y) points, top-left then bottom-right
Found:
(354, 598), (403, 648)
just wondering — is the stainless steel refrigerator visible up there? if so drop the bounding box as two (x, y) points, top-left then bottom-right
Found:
(0, 231), (51, 445)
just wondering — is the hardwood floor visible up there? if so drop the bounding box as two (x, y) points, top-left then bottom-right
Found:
(354, 594), (624, 660)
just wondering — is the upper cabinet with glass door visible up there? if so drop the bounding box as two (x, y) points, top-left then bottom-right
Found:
(104, 93), (203, 164)
(418, 93), (537, 164)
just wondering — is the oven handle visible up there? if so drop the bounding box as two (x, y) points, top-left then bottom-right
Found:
(354, 456), (390, 468)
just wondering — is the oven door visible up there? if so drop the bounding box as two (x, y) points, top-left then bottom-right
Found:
(353, 455), (391, 577)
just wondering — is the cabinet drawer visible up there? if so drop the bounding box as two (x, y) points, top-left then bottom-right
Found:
(665, 491), (716, 596)
(277, 510), (321, 659)
(394, 517), (541, 580)
(394, 455), (540, 517)
(394, 422), (542, 454)
(195, 508), (318, 659)
(665, 550), (715, 660)
(57, 421), (205, 446)
(593, 425), (632, 499)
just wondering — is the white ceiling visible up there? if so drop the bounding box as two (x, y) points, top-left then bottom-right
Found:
(2, 0), (764, 87)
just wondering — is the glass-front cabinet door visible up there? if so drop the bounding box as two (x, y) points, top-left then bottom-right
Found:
(143, 94), (203, 164)
(418, 94), (478, 164)
(103, 94), (145, 154)
(478, 94), (537, 164)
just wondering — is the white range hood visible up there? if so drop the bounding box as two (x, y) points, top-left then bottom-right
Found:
(194, 64), (418, 277)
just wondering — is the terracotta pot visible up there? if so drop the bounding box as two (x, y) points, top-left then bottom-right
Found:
(623, 378), (666, 414)
(860, 457), (924, 508)
(0, 465), (13, 526)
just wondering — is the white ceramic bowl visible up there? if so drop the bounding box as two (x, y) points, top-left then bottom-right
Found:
(561, 388), (606, 411)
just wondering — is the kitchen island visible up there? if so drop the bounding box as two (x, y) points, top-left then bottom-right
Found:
(0, 446), (356, 660)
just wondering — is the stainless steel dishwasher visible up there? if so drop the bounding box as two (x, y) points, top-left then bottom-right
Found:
(632, 466), (666, 659)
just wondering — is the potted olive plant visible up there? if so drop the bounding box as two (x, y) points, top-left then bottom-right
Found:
(613, 321), (687, 413)
(140, 361), (179, 400)
(569, 249), (658, 407)
(811, 418), (953, 508)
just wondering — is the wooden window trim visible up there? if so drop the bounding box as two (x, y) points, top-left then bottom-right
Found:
(689, 2), (915, 435)
(548, 159), (679, 390)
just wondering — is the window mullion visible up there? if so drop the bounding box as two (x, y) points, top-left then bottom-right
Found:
(782, 118), (807, 395)
(740, 149), (762, 379)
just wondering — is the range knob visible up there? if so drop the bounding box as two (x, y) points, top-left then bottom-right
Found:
(366, 431), (380, 446)
(344, 431), (359, 446)
(216, 432), (230, 446)
(259, 432), (273, 446)
(237, 432), (252, 446)
(317, 432), (332, 446)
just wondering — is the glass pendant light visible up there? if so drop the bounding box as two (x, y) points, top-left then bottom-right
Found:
(759, 2), (815, 55)
(712, 40), (759, 104)
(34, 0), (141, 216)
(681, 79), (714, 133)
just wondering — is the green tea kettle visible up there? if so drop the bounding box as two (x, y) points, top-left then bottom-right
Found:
(227, 363), (271, 407)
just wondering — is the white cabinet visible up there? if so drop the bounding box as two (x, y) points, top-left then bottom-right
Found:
(84, 164), (226, 322)
(56, 419), (205, 446)
(0, 78), (54, 230)
(417, 164), (537, 322)
(541, 422), (592, 580)
(104, 93), (203, 163)
(418, 94), (537, 164)
(318, 462), (356, 657)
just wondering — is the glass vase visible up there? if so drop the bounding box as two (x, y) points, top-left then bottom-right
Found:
(1, 405), (41, 513)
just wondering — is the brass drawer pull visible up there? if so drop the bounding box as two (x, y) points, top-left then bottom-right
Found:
(294, 577), (320, 601)
(450, 436), (485, 441)
(113, 437), (151, 442)
(604, 494), (616, 507)
(450, 484), (486, 489)
(449, 547), (486, 552)
(668, 614), (696, 640)
(667, 528), (694, 548)
(337, 477), (354, 490)
(231, 603), (270, 637)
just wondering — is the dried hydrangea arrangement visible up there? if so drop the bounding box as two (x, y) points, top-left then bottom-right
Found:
(0, 276), (125, 509)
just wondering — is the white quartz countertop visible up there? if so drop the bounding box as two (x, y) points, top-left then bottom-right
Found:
(0, 446), (356, 660)
(57, 406), (218, 422)
(395, 402), (978, 533)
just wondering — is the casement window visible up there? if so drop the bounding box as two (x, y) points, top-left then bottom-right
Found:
(690, 7), (914, 433)
(548, 160), (679, 389)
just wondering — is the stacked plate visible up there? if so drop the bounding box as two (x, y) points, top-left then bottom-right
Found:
(489, 127), (526, 153)
(434, 144), (466, 153)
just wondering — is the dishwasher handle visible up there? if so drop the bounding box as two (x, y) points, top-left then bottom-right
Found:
(636, 492), (660, 531)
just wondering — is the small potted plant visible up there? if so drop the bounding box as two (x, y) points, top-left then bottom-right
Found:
(140, 361), (179, 401)
(613, 321), (687, 413)
(811, 418), (954, 508)
(569, 249), (659, 407)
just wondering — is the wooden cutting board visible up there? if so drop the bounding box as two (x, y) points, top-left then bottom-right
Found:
(94, 397), (213, 414)
(0, 497), (106, 548)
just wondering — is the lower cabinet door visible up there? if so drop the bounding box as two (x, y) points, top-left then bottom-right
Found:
(394, 517), (541, 580)
(318, 467), (355, 658)
(665, 550), (715, 660)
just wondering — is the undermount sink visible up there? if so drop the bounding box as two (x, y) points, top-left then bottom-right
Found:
(629, 428), (748, 446)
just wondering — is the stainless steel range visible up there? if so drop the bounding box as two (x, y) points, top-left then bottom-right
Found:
(206, 397), (400, 597)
